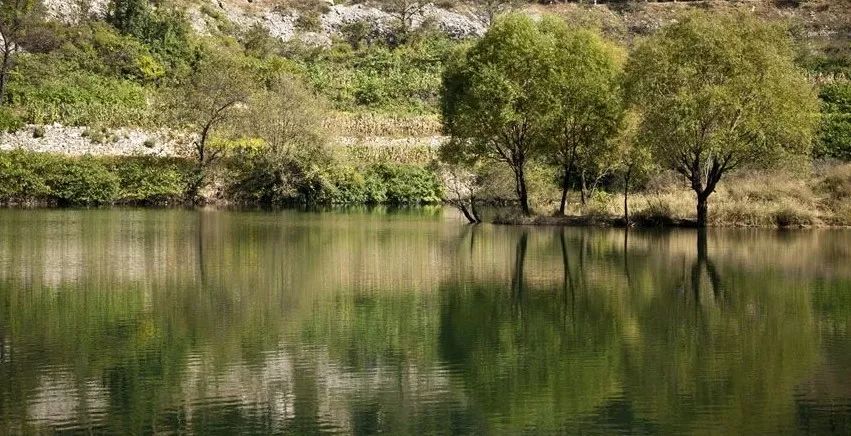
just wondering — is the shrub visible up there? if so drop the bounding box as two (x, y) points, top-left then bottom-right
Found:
(295, 12), (322, 32)
(816, 83), (851, 161)
(106, 0), (196, 71)
(773, 204), (816, 227)
(296, 34), (458, 113)
(106, 156), (190, 204)
(341, 20), (371, 49)
(0, 151), (193, 206)
(367, 163), (443, 204)
(0, 108), (23, 132)
(818, 163), (851, 207)
(32, 126), (45, 138)
(321, 165), (371, 203)
(633, 197), (677, 226)
(46, 157), (120, 205)
(82, 127), (110, 144)
(0, 151), (52, 203)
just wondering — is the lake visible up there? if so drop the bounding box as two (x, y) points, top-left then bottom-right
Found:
(0, 208), (849, 434)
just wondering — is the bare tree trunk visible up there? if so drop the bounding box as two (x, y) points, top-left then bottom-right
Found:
(459, 204), (477, 223)
(0, 42), (13, 105)
(696, 192), (709, 228)
(516, 166), (530, 216)
(470, 196), (482, 223)
(558, 164), (571, 216)
(579, 172), (587, 207)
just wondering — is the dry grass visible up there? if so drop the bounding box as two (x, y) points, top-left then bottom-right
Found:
(326, 112), (442, 138)
(525, 164), (851, 228)
(815, 163), (851, 225)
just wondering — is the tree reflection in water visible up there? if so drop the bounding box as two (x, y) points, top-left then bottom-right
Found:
(0, 209), (848, 434)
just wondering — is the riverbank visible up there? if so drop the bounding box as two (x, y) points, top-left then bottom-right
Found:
(2, 150), (850, 229)
(488, 163), (851, 229)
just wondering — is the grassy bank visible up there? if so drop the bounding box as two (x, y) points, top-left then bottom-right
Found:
(491, 163), (851, 228)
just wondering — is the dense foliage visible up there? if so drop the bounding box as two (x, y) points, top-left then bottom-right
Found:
(441, 14), (556, 215)
(625, 13), (819, 226)
(0, 150), (192, 205)
(816, 83), (851, 161)
(0, 150), (443, 206)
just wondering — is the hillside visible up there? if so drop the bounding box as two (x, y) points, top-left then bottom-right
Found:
(0, 0), (849, 224)
(3, 1), (846, 143)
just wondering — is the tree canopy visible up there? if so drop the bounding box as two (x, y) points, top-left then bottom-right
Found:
(625, 12), (819, 226)
(537, 19), (624, 215)
(440, 14), (558, 215)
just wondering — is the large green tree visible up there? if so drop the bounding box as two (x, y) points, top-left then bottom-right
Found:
(538, 20), (624, 215)
(625, 13), (819, 227)
(440, 14), (554, 215)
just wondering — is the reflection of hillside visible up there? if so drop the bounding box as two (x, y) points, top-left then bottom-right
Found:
(2, 210), (851, 294)
(0, 209), (849, 433)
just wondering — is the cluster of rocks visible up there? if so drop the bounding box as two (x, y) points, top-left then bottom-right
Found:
(42, 0), (109, 23)
(0, 124), (189, 157)
(194, 1), (486, 46)
(0, 123), (446, 158)
(43, 0), (486, 45)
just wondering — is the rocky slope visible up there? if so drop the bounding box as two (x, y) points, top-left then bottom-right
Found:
(16, 0), (849, 158)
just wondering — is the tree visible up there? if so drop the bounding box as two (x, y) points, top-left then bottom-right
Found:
(171, 53), (254, 202)
(106, 0), (149, 36)
(536, 20), (624, 216)
(0, 0), (39, 105)
(373, 0), (429, 42)
(441, 14), (554, 215)
(438, 162), (482, 224)
(615, 112), (654, 226)
(470, 0), (518, 25)
(226, 75), (330, 205)
(436, 143), (486, 223)
(625, 13), (819, 227)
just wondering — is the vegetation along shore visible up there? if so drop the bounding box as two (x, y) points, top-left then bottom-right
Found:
(0, 0), (849, 227)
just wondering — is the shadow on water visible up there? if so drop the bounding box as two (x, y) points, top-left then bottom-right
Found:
(0, 209), (849, 434)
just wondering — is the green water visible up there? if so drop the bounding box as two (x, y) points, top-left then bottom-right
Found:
(0, 208), (849, 434)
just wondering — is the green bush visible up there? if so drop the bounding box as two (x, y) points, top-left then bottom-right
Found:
(106, 0), (196, 72)
(46, 157), (120, 205)
(296, 35), (459, 113)
(0, 151), (194, 206)
(105, 156), (191, 204)
(819, 114), (851, 161)
(816, 83), (851, 161)
(0, 152), (118, 206)
(366, 163), (443, 204)
(340, 20), (371, 50)
(295, 12), (322, 32)
(226, 150), (443, 206)
(319, 165), (371, 204)
(0, 151), (52, 203)
(0, 108), (23, 132)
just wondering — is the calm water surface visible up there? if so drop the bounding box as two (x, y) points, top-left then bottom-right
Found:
(0, 208), (850, 434)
